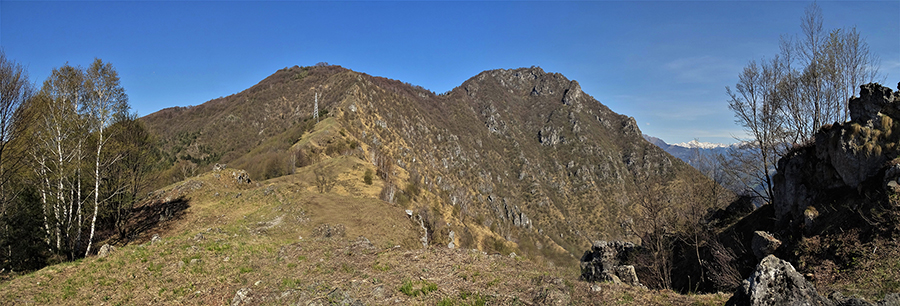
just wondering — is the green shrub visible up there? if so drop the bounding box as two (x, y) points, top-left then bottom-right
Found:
(364, 169), (374, 185)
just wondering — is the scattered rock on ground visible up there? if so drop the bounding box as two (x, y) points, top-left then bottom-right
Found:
(231, 288), (251, 306)
(311, 223), (346, 239)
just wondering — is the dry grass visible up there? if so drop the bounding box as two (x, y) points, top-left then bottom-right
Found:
(0, 162), (730, 305)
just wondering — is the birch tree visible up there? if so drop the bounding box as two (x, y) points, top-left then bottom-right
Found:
(32, 64), (88, 258)
(82, 59), (128, 256)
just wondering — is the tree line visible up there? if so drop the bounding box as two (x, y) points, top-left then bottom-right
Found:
(0, 51), (155, 271)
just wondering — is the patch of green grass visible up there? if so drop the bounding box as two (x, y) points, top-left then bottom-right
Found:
(618, 292), (635, 304)
(280, 278), (303, 290)
(373, 262), (390, 271)
(206, 241), (232, 254)
(438, 297), (456, 306)
(182, 254), (201, 265)
(458, 291), (487, 306)
(398, 279), (438, 297)
(341, 263), (355, 274)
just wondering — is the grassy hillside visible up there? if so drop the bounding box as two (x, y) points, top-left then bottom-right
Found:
(140, 65), (729, 266)
(0, 161), (728, 305)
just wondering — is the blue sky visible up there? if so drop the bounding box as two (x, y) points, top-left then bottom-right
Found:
(2, 1), (898, 144)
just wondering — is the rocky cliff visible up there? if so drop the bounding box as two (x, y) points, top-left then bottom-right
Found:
(721, 82), (900, 303)
(142, 65), (716, 262)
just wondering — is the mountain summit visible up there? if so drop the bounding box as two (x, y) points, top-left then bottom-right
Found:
(142, 65), (719, 262)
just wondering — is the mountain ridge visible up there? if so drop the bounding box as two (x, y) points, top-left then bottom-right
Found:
(140, 65), (725, 264)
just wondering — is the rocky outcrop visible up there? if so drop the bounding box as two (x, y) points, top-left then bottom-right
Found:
(775, 83), (900, 224)
(727, 255), (833, 306)
(231, 170), (252, 184)
(751, 231), (781, 259)
(579, 241), (641, 286)
(849, 83), (896, 124)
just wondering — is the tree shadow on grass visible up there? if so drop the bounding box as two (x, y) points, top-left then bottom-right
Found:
(123, 196), (190, 245)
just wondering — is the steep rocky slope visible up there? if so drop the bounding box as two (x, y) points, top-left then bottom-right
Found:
(141, 65), (717, 263)
(715, 83), (900, 304)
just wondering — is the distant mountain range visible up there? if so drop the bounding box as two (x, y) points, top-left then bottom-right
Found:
(642, 134), (741, 166)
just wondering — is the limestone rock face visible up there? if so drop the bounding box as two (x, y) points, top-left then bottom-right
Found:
(579, 241), (641, 287)
(849, 83), (896, 124)
(774, 83), (900, 224)
(751, 231), (781, 259)
(727, 255), (833, 306)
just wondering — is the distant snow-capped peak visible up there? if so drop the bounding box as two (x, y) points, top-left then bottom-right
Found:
(671, 140), (732, 149)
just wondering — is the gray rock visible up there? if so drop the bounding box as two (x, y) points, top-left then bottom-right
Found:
(350, 236), (374, 250)
(830, 292), (900, 306)
(97, 244), (115, 258)
(849, 83), (895, 124)
(231, 288), (251, 306)
(614, 265), (640, 286)
(727, 255), (833, 306)
(580, 240), (640, 286)
(879, 293), (900, 306)
(311, 224), (346, 239)
(151, 234), (161, 245)
(751, 231), (781, 259)
(232, 170), (251, 184)
(371, 285), (385, 299)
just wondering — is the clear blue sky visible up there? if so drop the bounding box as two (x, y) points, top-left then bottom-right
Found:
(2, 1), (898, 144)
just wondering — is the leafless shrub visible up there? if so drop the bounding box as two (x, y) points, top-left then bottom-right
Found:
(314, 168), (335, 193)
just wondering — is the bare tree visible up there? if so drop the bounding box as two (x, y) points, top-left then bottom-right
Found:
(0, 51), (37, 265)
(0, 51), (33, 214)
(727, 58), (787, 202)
(728, 2), (882, 203)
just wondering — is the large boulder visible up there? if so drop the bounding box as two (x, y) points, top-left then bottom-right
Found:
(751, 231), (781, 259)
(579, 240), (641, 286)
(727, 255), (833, 306)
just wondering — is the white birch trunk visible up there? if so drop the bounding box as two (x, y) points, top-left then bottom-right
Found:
(85, 131), (101, 257)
